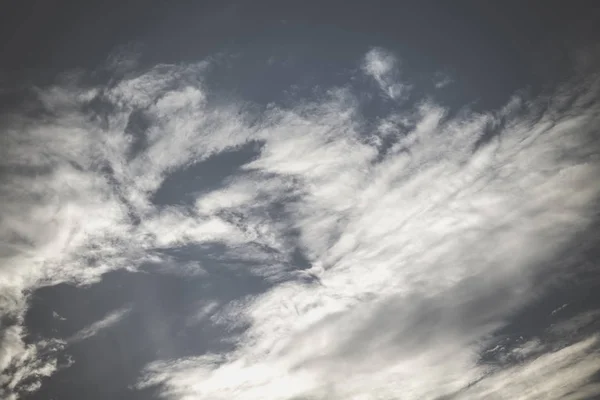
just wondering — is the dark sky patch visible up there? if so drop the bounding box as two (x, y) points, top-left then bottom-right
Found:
(151, 141), (263, 207)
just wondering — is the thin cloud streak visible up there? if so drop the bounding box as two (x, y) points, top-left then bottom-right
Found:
(68, 306), (131, 343)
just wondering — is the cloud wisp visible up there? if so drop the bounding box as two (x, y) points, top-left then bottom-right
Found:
(1, 49), (599, 399)
(68, 306), (131, 343)
(362, 47), (407, 100)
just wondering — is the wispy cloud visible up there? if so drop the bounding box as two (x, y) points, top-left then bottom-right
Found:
(0, 61), (255, 397)
(1, 48), (599, 399)
(137, 55), (600, 399)
(433, 71), (453, 89)
(0, 326), (66, 400)
(362, 47), (407, 99)
(68, 306), (131, 343)
(461, 336), (600, 400)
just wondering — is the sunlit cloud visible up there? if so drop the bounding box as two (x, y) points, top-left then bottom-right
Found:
(1, 47), (599, 399)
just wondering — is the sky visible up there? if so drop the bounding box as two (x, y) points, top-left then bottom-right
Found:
(1, 1), (600, 399)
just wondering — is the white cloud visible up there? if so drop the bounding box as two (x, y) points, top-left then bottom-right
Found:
(362, 48), (407, 99)
(0, 61), (257, 398)
(0, 326), (66, 400)
(1, 50), (599, 399)
(136, 68), (600, 399)
(187, 301), (220, 326)
(69, 306), (131, 343)
(459, 336), (600, 400)
(433, 71), (453, 89)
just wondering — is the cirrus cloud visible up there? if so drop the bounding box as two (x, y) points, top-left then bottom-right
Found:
(1, 49), (599, 399)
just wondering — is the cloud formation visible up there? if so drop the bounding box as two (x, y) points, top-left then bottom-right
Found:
(68, 306), (131, 343)
(362, 47), (407, 99)
(1, 49), (599, 399)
